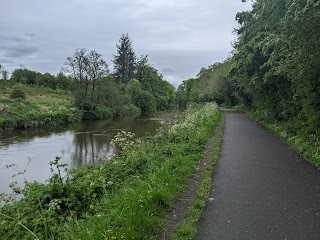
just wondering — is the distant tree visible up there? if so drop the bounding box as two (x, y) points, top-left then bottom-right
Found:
(176, 84), (188, 109)
(38, 73), (56, 89)
(10, 68), (40, 85)
(2, 69), (8, 81)
(63, 48), (88, 92)
(86, 50), (109, 99)
(0, 65), (9, 81)
(113, 33), (136, 84)
(56, 72), (72, 90)
(125, 79), (156, 112)
(135, 55), (154, 90)
(63, 48), (109, 99)
(134, 55), (176, 110)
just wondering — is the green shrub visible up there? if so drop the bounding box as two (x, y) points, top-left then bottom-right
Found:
(10, 86), (26, 100)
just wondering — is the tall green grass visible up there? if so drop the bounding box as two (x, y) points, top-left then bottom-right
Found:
(0, 103), (222, 239)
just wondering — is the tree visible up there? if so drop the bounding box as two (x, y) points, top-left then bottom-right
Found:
(10, 68), (40, 85)
(56, 72), (72, 90)
(113, 33), (136, 84)
(125, 79), (156, 112)
(135, 55), (153, 90)
(63, 48), (109, 99)
(230, 0), (320, 135)
(38, 73), (56, 89)
(134, 55), (176, 110)
(2, 69), (8, 81)
(0, 65), (9, 81)
(86, 50), (109, 99)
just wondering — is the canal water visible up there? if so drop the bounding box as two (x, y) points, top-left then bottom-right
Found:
(0, 115), (162, 195)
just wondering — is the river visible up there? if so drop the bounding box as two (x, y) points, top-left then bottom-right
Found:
(0, 115), (163, 196)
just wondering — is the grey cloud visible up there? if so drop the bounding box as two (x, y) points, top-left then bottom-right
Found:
(2, 45), (38, 58)
(0, 58), (14, 64)
(0, 33), (38, 59)
(0, 33), (35, 43)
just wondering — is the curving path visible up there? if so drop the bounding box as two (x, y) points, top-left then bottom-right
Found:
(195, 110), (320, 240)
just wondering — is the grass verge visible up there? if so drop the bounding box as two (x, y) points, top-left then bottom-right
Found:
(0, 103), (222, 239)
(171, 121), (223, 240)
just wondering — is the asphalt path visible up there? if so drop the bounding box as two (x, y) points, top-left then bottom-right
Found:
(195, 110), (320, 240)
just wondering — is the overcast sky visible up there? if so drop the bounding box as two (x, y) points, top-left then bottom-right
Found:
(1, 0), (252, 87)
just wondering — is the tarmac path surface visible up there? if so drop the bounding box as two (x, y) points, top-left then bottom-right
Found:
(195, 110), (320, 240)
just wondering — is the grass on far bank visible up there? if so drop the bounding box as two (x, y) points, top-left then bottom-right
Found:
(0, 103), (222, 239)
(0, 84), (81, 131)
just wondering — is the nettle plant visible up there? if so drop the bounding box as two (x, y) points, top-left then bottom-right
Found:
(111, 131), (136, 151)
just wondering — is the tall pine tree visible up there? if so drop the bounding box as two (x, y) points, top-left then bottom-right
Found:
(113, 33), (136, 84)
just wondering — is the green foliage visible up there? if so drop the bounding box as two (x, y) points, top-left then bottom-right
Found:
(9, 67), (73, 92)
(0, 93), (81, 131)
(1, 66), (8, 81)
(176, 78), (200, 108)
(10, 68), (41, 85)
(134, 55), (176, 111)
(0, 103), (222, 239)
(38, 73), (57, 89)
(126, 79), (157, 113)
(64, 48), (109, 107)
(177, 59), (237, 107)
(135, 90), (157, 112)
(230, 0), (320, 138)
(10, 85), (26, 100)
(2, 36), (176, 126)
(113, 33), (136, 84)
(197, 60), (236, 105)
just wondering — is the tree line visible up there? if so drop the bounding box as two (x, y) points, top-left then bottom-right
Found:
(0, 34), (176, 119)
(178, 0), (320, 138)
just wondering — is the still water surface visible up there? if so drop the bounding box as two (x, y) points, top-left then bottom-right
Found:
(0, 115), (162, 195)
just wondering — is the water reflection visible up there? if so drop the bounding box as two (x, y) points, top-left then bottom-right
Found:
(71, 130), (117, 167)
(0, 115), (162, 195)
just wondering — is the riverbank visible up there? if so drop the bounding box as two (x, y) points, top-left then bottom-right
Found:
(0, 84), (140, 132)
(0, 103), (222, 239)
(0, 84), (81, 131)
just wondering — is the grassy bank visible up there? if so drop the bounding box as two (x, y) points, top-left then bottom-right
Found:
(172, 123), (223, 240)
(238, 107), (320, 167)
(0, 84), (140, 131)
(0, 103), (222, 239)
(0, 84), (81, 131)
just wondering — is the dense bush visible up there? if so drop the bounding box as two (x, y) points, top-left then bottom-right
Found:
(10, 86), (26, 100)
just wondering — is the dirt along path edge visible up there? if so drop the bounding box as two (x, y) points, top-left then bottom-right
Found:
(158, 117), (224, 240)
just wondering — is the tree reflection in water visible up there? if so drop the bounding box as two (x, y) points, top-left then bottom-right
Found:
(0, 115), (163, 195)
